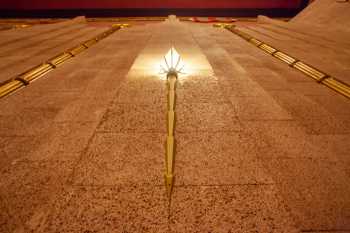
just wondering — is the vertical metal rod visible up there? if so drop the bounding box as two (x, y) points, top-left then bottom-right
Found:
(165, 73), (177, 199)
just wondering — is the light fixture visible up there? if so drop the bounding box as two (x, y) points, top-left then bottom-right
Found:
(160, 47), (185, 76)
(161, 47), (185, 199)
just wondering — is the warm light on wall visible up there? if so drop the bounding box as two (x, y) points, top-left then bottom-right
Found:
(160, 47), (185, 75)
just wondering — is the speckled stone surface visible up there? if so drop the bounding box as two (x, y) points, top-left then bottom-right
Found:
(0, 108), (60, 136)
(176, 103), (241, 133)
(0, 196), (13, 233)
(242, 0), (350, 83)
(306, 232), (350, 233)
(0, 160), (74, 232)
(169, 185), (299, 233)
(72, 133), (164, 186)
(241, 120), (338, 160)
(220, 79), (269, 97)
(229, 95), (293, 121)
(97, 103), (167, 133)
(262, 157), (350, 230)
(268, 90), (350, 135)
(115, 81), (167, 105)
(1, 13), (350, 232)
(0, 19), (108, 82)
(28, 121), (99, 161)
(43, 186), (169, 233)
(0, 136), (41, 165)
(176, 83), (227, 104)
(175, 132), (273, 185)
(194, 22), (350, 232)
(0, 91), (79, 116)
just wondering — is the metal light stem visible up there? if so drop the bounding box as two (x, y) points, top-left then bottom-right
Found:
(165, 71), (178, 199)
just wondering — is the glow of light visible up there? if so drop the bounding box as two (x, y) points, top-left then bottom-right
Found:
(159, 47), (185, 74)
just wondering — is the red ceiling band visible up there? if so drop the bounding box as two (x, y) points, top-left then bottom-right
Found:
(0, 0), (302, 9)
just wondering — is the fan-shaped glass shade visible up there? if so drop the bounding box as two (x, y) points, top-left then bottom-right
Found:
(160, 47), (185, 74)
